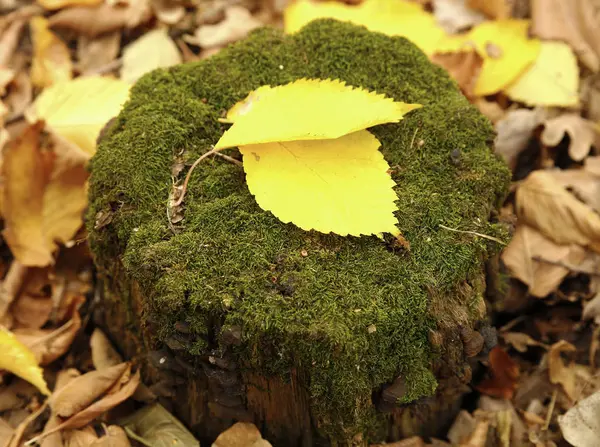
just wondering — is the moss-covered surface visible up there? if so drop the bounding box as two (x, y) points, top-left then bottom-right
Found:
(88, 20), (510, 441)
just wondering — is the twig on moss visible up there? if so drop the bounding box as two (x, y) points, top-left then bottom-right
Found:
(172, 148), (221, 207)
(438, 224), (506, 245)
(214, 151), (242, 166)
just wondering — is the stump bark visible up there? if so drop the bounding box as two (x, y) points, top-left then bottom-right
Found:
(89, 20), (510, 446)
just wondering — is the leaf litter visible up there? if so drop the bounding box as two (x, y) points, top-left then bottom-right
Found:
(1, 0), (600, 446)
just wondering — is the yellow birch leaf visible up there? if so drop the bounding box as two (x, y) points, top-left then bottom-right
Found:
(215, 78), (421, 149)
(26, 76), (130, 156)
(30, 16), (73, 89)
(467, 20), (540, 96)
(504, 41), (579, 107)
(240, 130), (399, 236)
(0, 328), (50, 395)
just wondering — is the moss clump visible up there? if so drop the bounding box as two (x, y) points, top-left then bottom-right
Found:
(88, 20), (510, 441)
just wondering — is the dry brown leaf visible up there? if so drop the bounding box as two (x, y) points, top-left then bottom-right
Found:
(120, 28), (181, 84)
(531, 0), (600, 72)
(77, 32), (121, 74)
(548, 340), (577, 400)
(447, 410), (477, 445)
(0, 260), (28, 322)
(516, 170), (600, 251)
(371, 437), (425, 447)
(501, 331), (547, 353)
(29, 16), (72, 88)
(51, 363), (129, 418)
(501, 225), (587, 297)
(2, 122), (54, 266)
(41, 368), (81, 447)
(581, 74), (600, 123)
(4, 70), (33, 121)
(431, 49), (482, 97)
(212, 422), (271, 447)
(0, 68), (15, 95)
(583, 293), (600, 324)
(432, 0), (485, 34)
(459, 419), (489, 447)
(494, 108), (545, 170)
(151, 0), (185, 25)
(63, 427), (99, 447)
(465, 0), (513, 18)
(558, 388), (600, 447)
(90, 329), (122, 370)
(190, 6), (261, 48)
(90, 426), (130, 447)
(12, 294), (53, 329)
(585, 156), (600, 176)
(541, 113), (600, 161)
(0, 417), (15, 447)
(39, 0), (102, 11)
(48, 0), (152, 38)
(476, 346), (520, 400)
(546, 169), (600, 213)
(0, 19), (26, 67)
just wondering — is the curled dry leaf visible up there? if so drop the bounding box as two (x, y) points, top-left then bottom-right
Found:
(516, 170), (600, 251)
(430, 48), (483, 97)
(191, 6), (262, 48)
(120, 28), (182, 84)
(12, 293), (54, 330)
(151, 0), (185, 25)
(547, 169), (600, 214)
(559, 388), (600, 447)
(77, 32), (121, 74)
(29, 16), (73, 88)
(90, 329), (122, 370)
(476, 346), (520, 400)
(50, 362), (129, 418)
(212, 422), (271, 447)
(548, 340), (578, 400)
(432, 0), (485, 34)
(502, 332), (547, 353)
(541, 114), (600, 162)
(48, 0), (152, 38)
(501, 225), (587, 297)
(41, 368), (81, 447)
(531, 0), (600, 72)
(0, 260), (28, 322)
(494, 108), (545, 170)
(90, 425), (131, 447)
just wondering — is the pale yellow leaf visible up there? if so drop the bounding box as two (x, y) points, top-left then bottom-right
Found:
(215, 78), (421, 150)
(240, 130), (399, 236)
(559, 389), (600, 447)
(120, 28), (182, 84)
(505, 41), (579, 107)
(29, 16), (73, 89)
(26, 76), (130, 156)
(0, 328), (50, 395)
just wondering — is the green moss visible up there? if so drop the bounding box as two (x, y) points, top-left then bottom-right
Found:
(88, 20), (510, 442)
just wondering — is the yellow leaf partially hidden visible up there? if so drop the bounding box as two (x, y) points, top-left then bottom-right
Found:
(284, 0), (447, 55)
(240, 130), (399, 236)
(30, 16), (73, 88)
(467, 20), (540, 96)
(504, 41), (579, 107)
(216, 79), (421, 149)
(0, 328), (50, 395)
(26, 76), (130, 156)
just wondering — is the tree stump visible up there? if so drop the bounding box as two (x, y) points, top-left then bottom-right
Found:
(88, 20), (510, 446)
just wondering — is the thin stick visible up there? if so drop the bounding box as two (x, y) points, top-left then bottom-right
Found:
(124, 427), (153, 447)
(532, 256), (600, 277)
(172, 148), (221, 207)
(12, 401), (49, 447)
(214, 151), (242, 166)
(28, 319), (74, 348)
(543, 388), (557, 431)
(438, 224), (507, 245)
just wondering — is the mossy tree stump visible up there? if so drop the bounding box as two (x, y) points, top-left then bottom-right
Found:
(89, 20), (510, 446)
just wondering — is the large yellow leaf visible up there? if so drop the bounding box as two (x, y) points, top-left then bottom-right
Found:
(26, 76), (130, 156)
(0, 328), (50, 395)
(30, 16), (73, 88)
(467, 20), (540, 96)
(215, 79), (421, 150)
(284, 0), (447, 55)
(504, 41), (579, 107)
(240, 130), (399, 236)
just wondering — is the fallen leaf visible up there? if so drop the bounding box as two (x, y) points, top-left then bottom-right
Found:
(581, 74), (600, 123)
(120, 403), (199, 447)
(90, 425), (131, 447)
(531, 0), (600, 72)
(151, 0), (185, 25)
(494, 108), (545, 170)
(0, 260), (28, 322)
(459, 419), (489, 447)
(501, 225), (587, 297)
(0, 19), (26, 67)
(0, 417), (14, 447)
(585, 156), (600, 177)
(432, 0), (485, 34)
(90, 329), (123, 370)
(191, 6), (262, 49)
(48, 0), (152, 38)
(515, 170), (600, 251)
(26, 76), (130, 156)
(371, 437), (425, 447)
(12, 293), (54, 329)
(541, 113), (600, 162)
(212, 422), (270, 447)
(51, 362), (129, 418)
(548, 340), (577, 400)
(476, 346), (520, 400)
(504, 41), (580, 107)
(430, 48), (482, 97)
(583, 293), (600, 324)
(41, 368), (81, 447)
(63, 426), (99, 447)
(546, 169), (600, 214)
(77, 32), (121, 74)
(4, 70), (33, 121)
(0, 327), (50, 395)
(465, 0), (513, 18)
(447, 410), (477, 444)
(559, 389), (600, 447)
(0, 68), (15, 95)
(216, 79), (421, 149)
(29, 16), (72, 88)
(501, 331), (547, 353)
(120, 28), (182, 84)
(38, 0), (102, 11)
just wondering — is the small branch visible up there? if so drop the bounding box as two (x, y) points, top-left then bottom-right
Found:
(214, 151), (242, 166)
(438, 224), (506, 245)
(532, 256), (600, 277)
(543, 388), (557, 431)
(13, 401), (49, 447)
